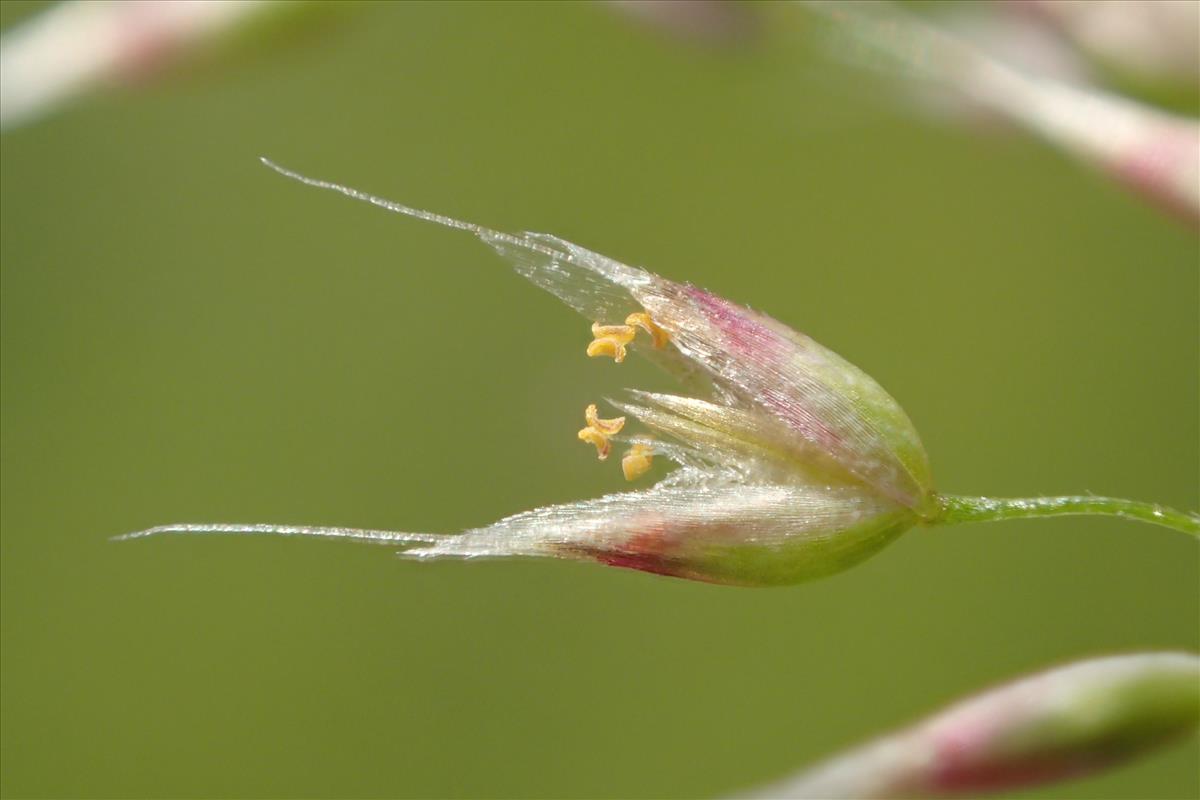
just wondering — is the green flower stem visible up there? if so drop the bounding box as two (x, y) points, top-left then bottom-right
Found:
(930, 494), (1200, 538)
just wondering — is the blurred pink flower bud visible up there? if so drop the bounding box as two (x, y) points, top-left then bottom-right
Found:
(750, 652), (1200, 798)
(607, 0), (759, 46)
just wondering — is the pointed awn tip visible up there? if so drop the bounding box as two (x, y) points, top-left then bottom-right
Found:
(113, 523), (442, 546)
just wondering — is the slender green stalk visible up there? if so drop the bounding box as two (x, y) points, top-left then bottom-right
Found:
(930, 494), (1200, 538)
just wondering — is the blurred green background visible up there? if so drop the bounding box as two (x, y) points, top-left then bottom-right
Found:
(2, 2), (1197, 798)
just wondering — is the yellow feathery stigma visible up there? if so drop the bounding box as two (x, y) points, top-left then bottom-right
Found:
(587, 322), (637, 363)
(625, 312), (670, 349)
(621, 444), (654, 481)
(578, 403), (625, 460)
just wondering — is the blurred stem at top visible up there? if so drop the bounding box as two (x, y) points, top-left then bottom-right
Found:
(0, 0), (327, 131)
(799, 1), (1200, 226)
